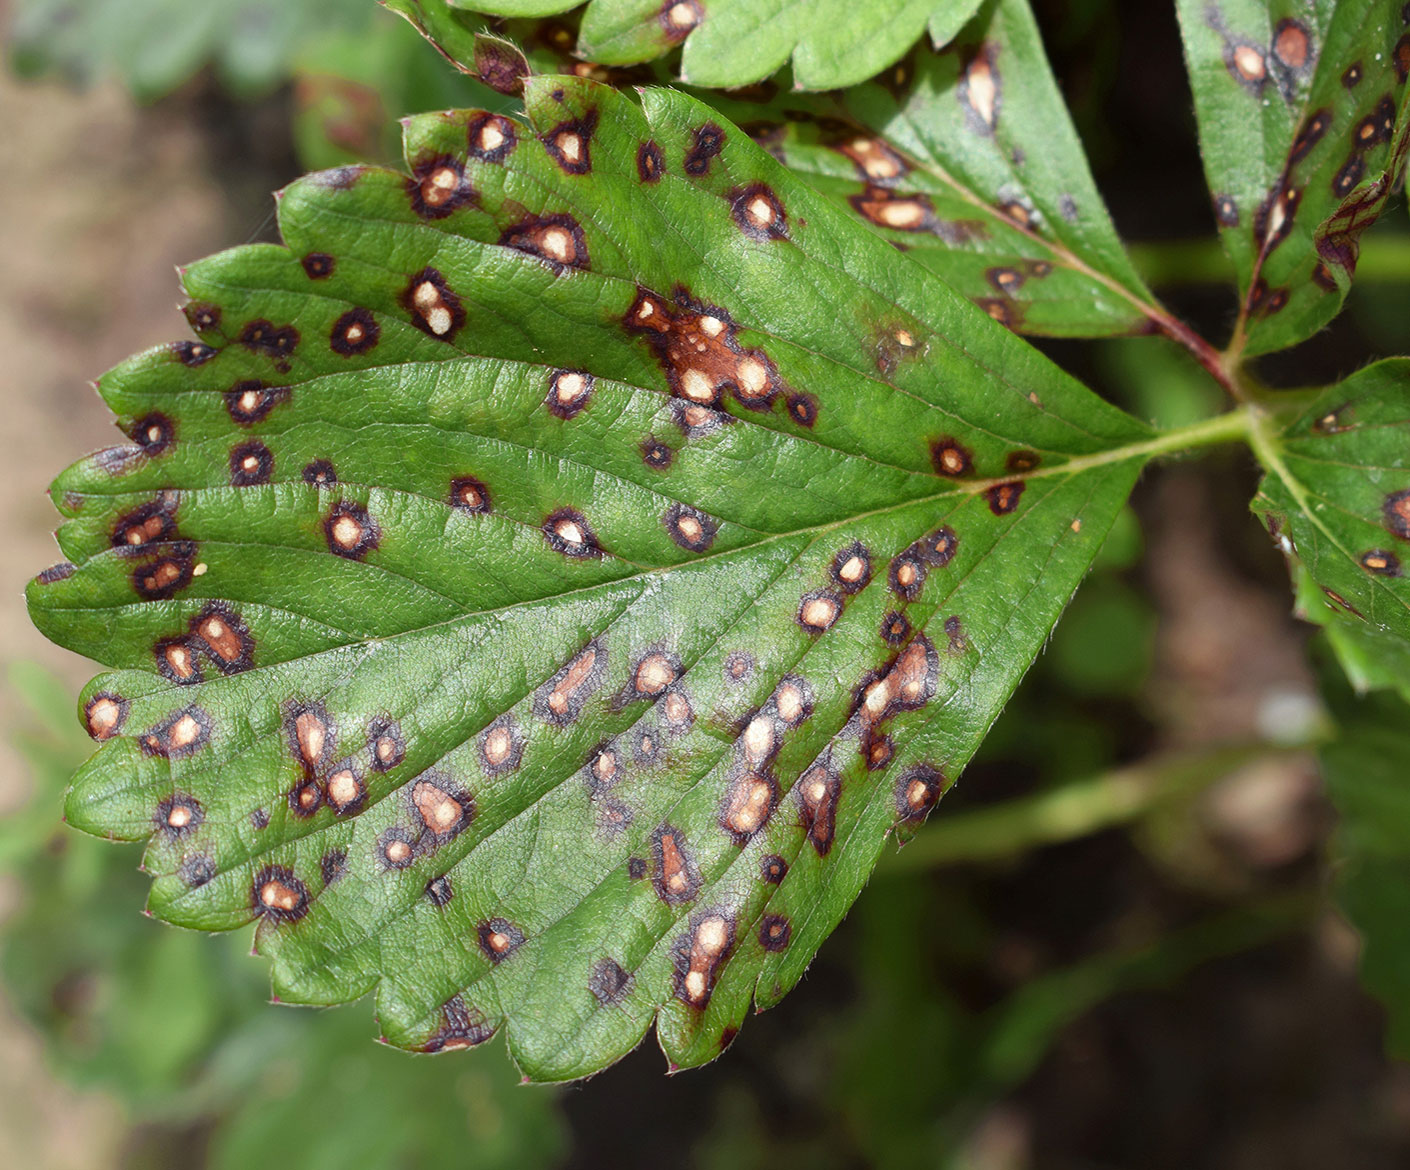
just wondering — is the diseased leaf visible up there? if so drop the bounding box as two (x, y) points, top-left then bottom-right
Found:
(30, 76), (1163, 1080)
(448, 0), (987, 90)
(1252, 359), (1410, 648)
(1178, 0), (1410, 356)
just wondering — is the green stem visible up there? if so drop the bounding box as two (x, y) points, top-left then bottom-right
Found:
(881, 741), (1314, 873)
(1130, 233), (1410, 287)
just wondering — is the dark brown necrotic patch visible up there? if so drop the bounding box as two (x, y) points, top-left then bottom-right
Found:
(155, 635), (201, 685)
(35, 562), (75, 585)
(466, 112), (517, 163)
(301, 252), (335, 279)
(180, 855), (215, 888)
(449, 476), (491, 514)
(543, 111), (598, 174)
(185, 303), (221, 332)
(888, 550), (926, 600)
(731, 184), (788, 241)
(407, 155), (474, 219)
(1353, 96), (1396, 148)
(1253, 185), (1301, 252)
(880, 610), (911, 645)
(239, 319), (299, 362)
(499, 213), (589, 271)
(1362, 549), (1401, 576)
(896, 763), (945, 822)
(131, 541), (198, 600)
(324, 501), (380, 559)
(253, 865), (309, 923)
(1343, 61), (1364, 87)
(986, 481), (1025, 515)
(589, 957), (632, 1006)
(1271, 18), (1312, 71)
(330, 308), (380, 356)
(251, 807), (270, 830)
(478, 918), (526, 963)
(800, 762), (842, 855)
(225, 380), (288, 425)
(130, 412), (175, 457)
(945, 614), (969, 653)
(663, 503), (718, 552)
(1289, 108), (1331, 163)
(652, 823), (701, 904)
(759, 914), (791, 952)
(410, 774), (474, 841)
(111, 497), (178, 550)
(229, 440), (273, 487)
(425, 874), (454, 907)
(172, 340), (216, 367)
(830, 542), (872, 593)
(986, 267), (1025, 295)
(545, 369), (594, 418)
(930, 436), (973, 477)
(1384, 490), (1410, 540)
(303, 459), (337, 487)
(155, 793), (203, 837)
(659, 0), (702, 39)
(1213, 194), (1240, 227)
(1006, 449), (1041, 473)
(402, 267), (466, 342)
(637, 140), (665, 182)
(191, 602), (254, 673)
(640, 436), (673, 469)
(627, 856), (647, 879)
(761, 853), (788, 884)
(289, 777), (323, 818)
(543, 507), (602, 557)
(367, 717), (406, 772)
(920, 526), (959, 568)
(420, 996), (496, 1052)
(1333, 155), (1366, 198)
(1396, 33), (1410, 82)
(786, 392), (819, 427)
(724, 650), (754, 684)
(138, 706), (211, 759)
(322, 849), (349, 886)
(684, 122), (725, 175)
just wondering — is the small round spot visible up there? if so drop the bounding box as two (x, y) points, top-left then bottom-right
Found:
(425, 875), (454, 907)
(543, 113), (598, 175)
(252, 865), (308, 922)
(760, 854), (788, 884)
(731, 184), (788, 241)
(155, 793), (203, 837)
(850, 187), (937, 232)
(172, 340), (217, 367)
(131, 412), (175, 457)
(251, 808), (270, 830)
(919, 526), (959, 568)
(326, 761), (366, 814)
(111, 499), (177, 550)
(629, 650), (681, 700)
(1228, 42), (1267, 85)
(1362, 549), (1401, 576)
(637, 140), (665, 183)
(786, 392), (819, 428)
(478, 918), (526, 962)
(797, 589), (843, 634)
(684, 123), (725, 176)
(289, 778), (323, 817)
(589, 957), (632, 1005)
(1384, 490), (1410, 541)
(1343, 61), (1364, 87)
(880, 611), (911, 645)
(543, 507), (602, 558)
(180, 855), (215, 888)
(139, 706), (212, 759)
(723, 650), (754, 683)
(897, 764), (945, 822)
(466, 112), (517, 163)
(663, 502), (718, 552)
(830, 542), (872, 593)
(1333, 156), (1366, 199)
(286, 701), (334, 770)
(225, 380), (287, 426)
(302, 459), (337, 487)
(930, 437), (973, 477)
(1271, 18), (1311, 70)
(229, 440), (273, 487)
(324, 501), (380, 560)
(155, 636), (202, 685)
(408, 155), (473, 219)
(986, 267), (1025, 295)
(721, 769), (778, 842)
(238, 319), (299, 363)
(330, 308), (380, 356)
(627, 857), (648, 880)
(640, 436), (673, 470)
(1006, 449), (1040, 473)
(185, 303), (221, 332)
(402, 268), (465, 341)
(322, 850), (349, 886)
(546, 369), (594, 418)
(662, 688), (694, 733)
(85, 693), (128, 740)
(378, 827), (418, 870)
(759, 914), (791, 952)
(449, 476), (491, 514)
(131, 541), (198, 601)
(302, 252), (335, 279)
(774, 675), (813, 727)
(411, 775), (473, 840)
(865, 732), (894, 771)
(479, 716), (523, 775)
(888, 553), (926, 601)
(986, 481), (1025, 515)
(659, 0), (702, 38)
(367, 718), (406, 772)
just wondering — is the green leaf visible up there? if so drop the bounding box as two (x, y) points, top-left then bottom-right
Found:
(30, 75), (1163, 1080)
(1251, 359), (1410, 650)
(448, 0), (987, 90)
(1177, 0), (1410, 356)
(1318, 684), (1410, 1059)
(719, 0), (1163, 340)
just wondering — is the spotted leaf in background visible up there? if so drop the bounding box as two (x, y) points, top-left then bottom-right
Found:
(1178, 0), (1410, 357)
(30, 76), (1163, 1080)
(1254, 360), (1410, 655)
(448, 0), (986, 89)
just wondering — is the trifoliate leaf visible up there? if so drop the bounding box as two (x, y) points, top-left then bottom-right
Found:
(30, 76), (1162, 1080)
(1177, 0), (1410, 356)
(447, 0), (987, 90)
(1252, 360), (1410, 648)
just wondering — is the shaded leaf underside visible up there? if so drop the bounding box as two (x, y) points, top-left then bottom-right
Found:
(450, 0), (986, 90)
(1178, 0), (1410, 355)
(30, 77), (1157, 1080)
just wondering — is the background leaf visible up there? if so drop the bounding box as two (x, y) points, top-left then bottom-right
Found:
(448, 0), (987, 90)
(1177, 0), (1410, 356)
(30, 75), (1164, 1080)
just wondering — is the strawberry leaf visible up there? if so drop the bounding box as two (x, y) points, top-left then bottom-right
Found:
(447, 0), (987, 89)
(31, 77), (1162, 1080)
(1177, 0), (1410, 357)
